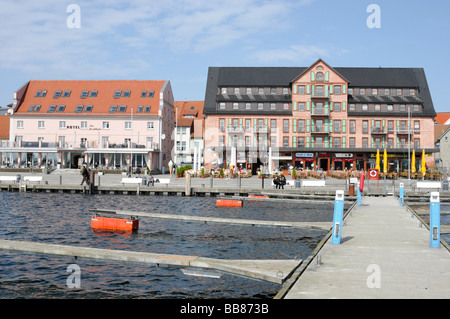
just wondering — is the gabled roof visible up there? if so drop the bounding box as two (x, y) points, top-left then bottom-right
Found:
(13, 80), (168, 117)
(435, 112), (450, 125)
(290, 58), (350, 83)
(435, 124), (450, 142)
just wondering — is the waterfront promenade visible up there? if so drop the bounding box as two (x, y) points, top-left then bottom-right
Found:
(281, 196), (450, 299)
(0, 169), (448, 198)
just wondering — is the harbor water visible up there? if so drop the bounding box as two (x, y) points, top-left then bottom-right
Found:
(0, 192), (335, 299)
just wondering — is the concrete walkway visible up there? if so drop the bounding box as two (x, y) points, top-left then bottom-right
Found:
(284, 196), (450, 299)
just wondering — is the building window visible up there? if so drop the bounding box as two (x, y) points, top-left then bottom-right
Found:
(89, 91), (98, 97)
(270, 103), (276, 110)
(360, 88), (366, 95)
(258, 103), (263, 110)
(122, 90), (131, 98)
(47, 105), (56, 113)
(17, 121), (23, 129)
(54, 91), (62, 98)
(113, 91), (122, 98)
(410, 89), (415, 95)
(414, 139), (420, 149)
(38, 121), (45, 129)
(384, 89), (390, 95)
(219, 119), (225, 132)
(75, 105), (84, 113)
(375, 104), (381, 111)
(334, 85), (341, 95)
(349, 120), (356, 133)
(315, 85), (324, 97)
(413, 104), (420, 112)
(84, 105), (93, 112)
(388, 138), (394, 148)
(298, 120), (305, 132)
(414, 121), (420, 133)
(57, 105), (66, 112)
(334, 120), (341, 133)
(400, 104), (406, 112)
(298, 103), (305, 111)
(109, 105), (117, 113)
(81, 121), (87, 129)
(388, 104), (393, 111)
(233, 103), (239, 110)
(334, 102), (341, 112)
(103, 122), (109, 129)
(245, 103), (251, 110)
(148, 91), (154, 98)
(219, 103), (225, 110)
(246, 88), (252, 94)
(125, 122), (132, 130)
(144, 106), (151, 113)
(283, 119), (289, 133)
(298, 137), (305, 147)
(362, 121), (368, 134)
(362, 138), (368, 148)
(59, 136), (66, 147)
(147, 122), (154, 129)
(362, 104), (368, 111)
(316, 72), (324, 82)
(298, 85), (305, 94)
(349, 137), (355, 148)
(81, 91), (89, 98)
(283, 137), (289, 147)
(396, 89), (402, 95)
(219, 136), (224, 146)
(118, 105), (127, 112)
(63, 91), (71, 98)
(334, 138), (341, 148)
(372, 88), (378, 95)
(349, 104), (356, 111)
(59, 121), (66, 129)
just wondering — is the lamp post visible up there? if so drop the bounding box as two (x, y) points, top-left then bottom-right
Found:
(408, 105), (411, 180)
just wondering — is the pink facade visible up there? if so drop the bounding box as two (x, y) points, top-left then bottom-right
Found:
(2, 80), (174, 171)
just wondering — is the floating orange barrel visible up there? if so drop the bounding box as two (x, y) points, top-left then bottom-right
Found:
(91, 216), (139, 231)
(216, 199), (243, 207)
(248, 195), (269, 199)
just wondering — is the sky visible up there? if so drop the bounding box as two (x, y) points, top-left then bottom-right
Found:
(0, 0), (449, 113)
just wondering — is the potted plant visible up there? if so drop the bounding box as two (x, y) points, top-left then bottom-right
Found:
(201, 167), (205, 178)
(176, 167), (182, 178)
(219, 168), (224, 178)
(292, 169), (297, 179)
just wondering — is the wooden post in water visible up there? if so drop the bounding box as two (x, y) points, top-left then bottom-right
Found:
(185, 172), (191, 196)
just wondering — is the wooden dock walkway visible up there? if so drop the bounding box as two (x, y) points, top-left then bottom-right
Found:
(280, 196), (450, 299)
(90, 208), (332, 231)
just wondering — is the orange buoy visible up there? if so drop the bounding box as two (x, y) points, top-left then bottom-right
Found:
(91, 216), (139, 231)
(248, 195), (269, 199)
(216, 199), (243, 207)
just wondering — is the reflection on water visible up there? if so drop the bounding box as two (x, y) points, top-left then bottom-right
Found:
(0, 192), (334, 299)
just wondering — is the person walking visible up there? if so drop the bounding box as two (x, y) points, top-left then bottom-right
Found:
(80, 164), (90, 186)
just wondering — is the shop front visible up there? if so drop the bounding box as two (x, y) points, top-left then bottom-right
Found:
(294, 152), (315, 170)
(333, 153), (354, 170)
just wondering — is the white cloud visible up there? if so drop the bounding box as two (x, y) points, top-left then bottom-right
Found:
(251, 44), (349, 64)
(0, 0), (317, 77)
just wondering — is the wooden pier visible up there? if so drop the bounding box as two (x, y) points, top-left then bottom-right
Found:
(278, 196), (450, 299)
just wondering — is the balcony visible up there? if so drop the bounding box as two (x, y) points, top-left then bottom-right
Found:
(371, 127), (388, 135)
(311, 93), (330, 100)
(253, 126), (269, 134)
(227, 125), (244, 134)
(396, 128), (414, 135)
(310, 108), (330, 117)
(310, 126), (330, 134)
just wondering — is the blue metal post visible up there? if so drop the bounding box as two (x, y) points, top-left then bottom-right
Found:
(399, 183), (404, 206)
(430, 192), (440, 248)
(331, 190), (345, 245)
(357, 182), (361, 206)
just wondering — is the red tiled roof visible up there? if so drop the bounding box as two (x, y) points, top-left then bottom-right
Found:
(14, 80), (167, 117)
(435, 112), (450, 125)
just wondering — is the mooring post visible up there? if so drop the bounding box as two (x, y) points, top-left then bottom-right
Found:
(430, 192), (440, 248)
(185, 173), (191, 196)
(331, 190), (345, 245)
(357, 182), (361, 207)
(399, 183), (404, 206)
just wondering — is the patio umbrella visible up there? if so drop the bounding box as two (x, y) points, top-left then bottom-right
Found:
(383, 149), (388, 173)
(421, 149), (426, 174)
(375, 149), (380, 171)
(411, 150), (416, 173)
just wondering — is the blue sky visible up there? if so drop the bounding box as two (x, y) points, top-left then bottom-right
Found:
(0, 0), (449, 113)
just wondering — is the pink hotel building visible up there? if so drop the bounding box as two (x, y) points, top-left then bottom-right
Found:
(2, 80), (175, 171)
(203, 59), (437, 173)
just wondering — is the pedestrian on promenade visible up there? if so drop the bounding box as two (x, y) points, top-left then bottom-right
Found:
(273, 175), (280, 189)
(280, 174), (286, 189)
(80, 164), (90, 186)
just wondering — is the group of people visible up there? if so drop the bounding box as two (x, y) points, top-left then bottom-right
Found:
(273, 174), (287, 189)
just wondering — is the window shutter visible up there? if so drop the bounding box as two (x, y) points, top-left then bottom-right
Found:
(293, 119), (297, 133)
(342, 137), (346, 148)
(293, 85), (297, 94)
(312, 101), (315, 114)
(293, 136), (297, 148)
(306, 101), (310, 111)
(329, 84), (333, 94)
(329, 119), (333, 133)
(342, 119), (346, 133)
(342, 102), (346, 111)
(293, 101), (297, 111)
(324, 119), (328, 133)
(306, 85), (310, 94)
(306, 136), (310, 148)
(343, 84), (347, 94)
(325, 85), (329, 97)
(311, 71), (315, 81)
(311, 136), (315, 147)
(330, 101), (333, 111)
(325, 102), (329, 114)
(325, 71), (329, 81)
(306, 119), (310, 133)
